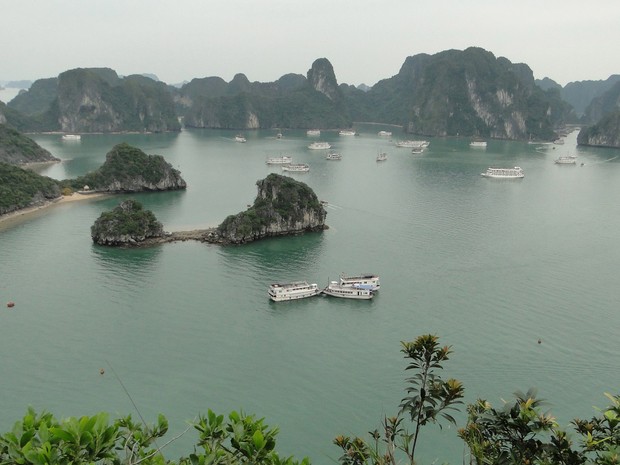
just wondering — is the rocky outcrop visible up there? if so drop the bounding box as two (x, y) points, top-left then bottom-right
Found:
(577, 111), (620, 148)
(307, 58), (342, 102)
(91, 199), (164, 246)
(0, 124), (60, 165)
(69, 143), (187, 192)
(214, 173), (327, 244)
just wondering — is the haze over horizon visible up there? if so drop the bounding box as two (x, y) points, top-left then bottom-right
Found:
(2, 0), (620, 88)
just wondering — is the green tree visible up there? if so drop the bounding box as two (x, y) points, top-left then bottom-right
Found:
(334, 334), (464, 465)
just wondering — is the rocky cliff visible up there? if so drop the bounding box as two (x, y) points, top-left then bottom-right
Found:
(91, 199), (164, 246)
(0, 124), (60, 165)
(214, 173), (327, 244)
(577, 111), (620, 148)
(65, 143), (187, 192)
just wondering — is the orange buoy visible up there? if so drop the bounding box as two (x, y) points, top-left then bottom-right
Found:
(7, 302), (15, 308)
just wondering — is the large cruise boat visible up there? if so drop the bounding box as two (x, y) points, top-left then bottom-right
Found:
(306, 129), (321, 136)
(268, 281), (321, 301)
(378, 130), (392, 137)
(470, 140), (487, 148)
(62, 134), (81, 141)
(395, 140), (429, 148)
(480, 167), (525, 179)
(266, 155), (292, 165)
(555, 155), (577, 165)
(322, 281), (374, 299)
(326, 151), (342, 160)
(308, 141), (331, 150)
(339, 130), (356, 136)
(339, 273), (381, 291)
(282, 163), (310, 172)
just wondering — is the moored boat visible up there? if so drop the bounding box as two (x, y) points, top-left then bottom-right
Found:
(282, 163), (310, 172)
(555, 155), (577, 164)
(480, 167), (525, 179)
(268, 281), (321, 301)
(62, 134), (81, 141)
(326, 151), (342, 160)
(308, 141), (331, 150)
(234, 135), (247, 143)
(339, 273), (381, 291)
(266, 155), (292, 165)
(470, 140), (487, 148)
(376, 152), (388, 161)
(306, 129), (321, 136)
(322, 281), (374, 299)
(378, 130), (392, 137)
(339, 129), (356, 136)
(395, 140), (429, 148)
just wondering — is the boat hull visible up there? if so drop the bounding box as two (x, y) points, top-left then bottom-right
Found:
(268, 282), (321, 302)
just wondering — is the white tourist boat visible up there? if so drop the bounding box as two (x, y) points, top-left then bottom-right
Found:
(322, 281), (374, 299)
(395, 140), (429, 148)
(306, 129), (321, 136)
(339, 129), (356, 136)
(268, 281), (321, 301)
(266, 155), (292, 165)
(234, 135), (247, 143)
(480, 167), (525, 179)
(378, 130), (392, 137)
(62, 134), (81, 140)
(470, 140), (487, 148)
(282, 163), (310, 172)
(411, 147), (425, 154)
(308, 141), (331, 150)
(339, 273), (381, 291)
(326, 151), (342, 160)
(555, 155), (577, 165)
(376, 151), (388, 161)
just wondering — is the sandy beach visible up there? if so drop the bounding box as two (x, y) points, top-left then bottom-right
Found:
(0, 192), (108, 229)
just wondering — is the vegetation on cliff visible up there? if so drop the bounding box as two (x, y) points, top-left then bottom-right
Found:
(62, 143), (187, 192)
(0, 162), (60, 215)
(0, 124), (60, 165)
(577, 110), (620, 148)
(216, 173), (326, 243)
(90, 199), (164, 245)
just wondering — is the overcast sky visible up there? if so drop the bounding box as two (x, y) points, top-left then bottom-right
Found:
(2, 0), (619, 87)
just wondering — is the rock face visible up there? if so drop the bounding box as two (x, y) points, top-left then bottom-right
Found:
(215, 173), (327, 244)
(0, 124), (60, 165)
(91, 199), (164, 246)
(307, 58), (342, 102)
(70, 143), (187, 192)
(577, 111), (620, 148)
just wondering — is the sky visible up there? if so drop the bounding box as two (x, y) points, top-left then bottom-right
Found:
(2, 0), (620, 88)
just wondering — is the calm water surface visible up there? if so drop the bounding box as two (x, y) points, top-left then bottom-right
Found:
(1, 127), (619, 464)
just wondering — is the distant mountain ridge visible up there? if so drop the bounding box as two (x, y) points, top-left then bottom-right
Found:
(2, 47), (616, 141)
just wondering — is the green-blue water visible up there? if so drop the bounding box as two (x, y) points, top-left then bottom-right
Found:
(1, 127), (619, 464)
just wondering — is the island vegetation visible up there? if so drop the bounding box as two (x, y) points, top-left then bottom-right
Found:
(0, 124), (59, 165)
(91, 199), (164, 246)
(1, 335), (618, 465)
(0, 162), (61, 216)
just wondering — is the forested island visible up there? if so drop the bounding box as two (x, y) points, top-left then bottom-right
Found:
(90, 173), (327, 246)
(5, 46), (615, 143)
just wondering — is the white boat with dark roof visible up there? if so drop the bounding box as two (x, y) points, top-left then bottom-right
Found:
(322, 281), (374, 299)
(308, 141), (331, 150)
(480, 167), (524, 179)
(266, 155), (292, 165)
(339, 273), (381, 291)
(268, 281), (321, 301)
(282, 163), (310, 172)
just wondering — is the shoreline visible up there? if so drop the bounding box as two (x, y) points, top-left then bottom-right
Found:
(0, 192), (108, 228)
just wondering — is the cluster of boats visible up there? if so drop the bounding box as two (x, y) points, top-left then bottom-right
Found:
(268, 273), (380, 301)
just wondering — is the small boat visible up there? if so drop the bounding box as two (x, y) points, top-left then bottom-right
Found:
(266, 155), (292, 165)
(62, 134), (81, 141)
(306, 129), (321, 136)
(308, 141), (331, 150)
(276, 133), (283, 139)
(470, 140), (487, 148)
(322, 281), (374, 299)
(339, 129), (356, 136)
(555, 155), (577, 165)
(268, 281), (321, 301)
(234, 135), (247, 143)
(378, 131), (392, 137)
(376, 152), (388, 161)
(411, 147), (424, 154)
(326, 151), (342, 160)
(480, 167), (525, 179)
(553, 138), (565, 145)
(320, 200), (329, 207)
(395, 140), (429, 148)
(339, 273), (381, 291)
(282, 163), (310, 172)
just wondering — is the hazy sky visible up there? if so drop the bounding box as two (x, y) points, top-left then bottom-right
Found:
(2, 0), (619, 87)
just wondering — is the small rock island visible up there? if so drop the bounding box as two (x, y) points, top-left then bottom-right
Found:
(91, 173), (328, 247)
